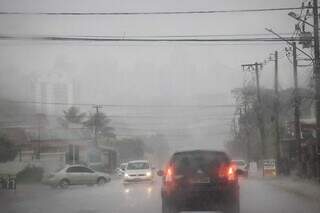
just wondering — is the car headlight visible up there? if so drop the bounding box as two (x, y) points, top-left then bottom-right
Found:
(124, 173), (129, 177)
(146, 172), (152, 177)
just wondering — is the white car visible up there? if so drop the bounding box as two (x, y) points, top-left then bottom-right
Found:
(123, 160), (154, 183)
(42, 164), (111, 188)
(232, 160), (249, 177)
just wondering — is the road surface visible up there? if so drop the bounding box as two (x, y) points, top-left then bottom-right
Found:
(1, 177), (320, 213)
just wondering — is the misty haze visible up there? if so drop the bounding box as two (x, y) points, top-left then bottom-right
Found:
(0, 0), (320, 213)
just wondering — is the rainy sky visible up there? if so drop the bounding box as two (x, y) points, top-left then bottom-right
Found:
(0, 0), (306, 104)
(0, 0), (310, 150)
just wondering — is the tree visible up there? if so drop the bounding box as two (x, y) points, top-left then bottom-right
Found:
(83, 112), (115, 138)
(0, 135), (17, 163)
(228, 86), (314, 160)
(58, 106), (86, 127)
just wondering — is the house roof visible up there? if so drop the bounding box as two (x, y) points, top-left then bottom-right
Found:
(0, 127), (93, 146)
(26, 128), (92, 142)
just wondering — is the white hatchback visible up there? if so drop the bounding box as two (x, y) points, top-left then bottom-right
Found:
(123, 160), (154, 183)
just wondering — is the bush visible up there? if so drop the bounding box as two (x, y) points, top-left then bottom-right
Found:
(16, 166), (44, 183)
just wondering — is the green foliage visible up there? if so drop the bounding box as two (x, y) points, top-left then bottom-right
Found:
(0, 135), (17, 163)
(229, 86), (314, 160)
(16, 166), (44, 183)
(83, 112), (115, 138)
(59, 106), (86, 127)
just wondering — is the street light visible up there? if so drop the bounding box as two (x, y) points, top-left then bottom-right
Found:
(288, 11), (314, 28)
(265, 28), (313, 61)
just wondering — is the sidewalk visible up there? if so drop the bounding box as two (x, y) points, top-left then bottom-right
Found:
(256, 176), (320, 202)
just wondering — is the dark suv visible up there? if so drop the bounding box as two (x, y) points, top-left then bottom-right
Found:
(158, 150), (240, 213)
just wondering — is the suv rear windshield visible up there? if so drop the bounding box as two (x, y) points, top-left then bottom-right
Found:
(171, 151), (229, 175)
(233, 161), (246, 166)
(127, 162), (149, 170)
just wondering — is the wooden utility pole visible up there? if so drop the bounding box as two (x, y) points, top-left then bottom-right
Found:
(312, 0), (320, 181)
(93, 105), (103, 147)
(244, 103), (251, 163)
(242, 62), (266, 174)
(273, 51), (281, 174)
(292, 42), (302, 173)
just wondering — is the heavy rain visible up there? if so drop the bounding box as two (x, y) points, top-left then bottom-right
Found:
(0, 0), (320, 213)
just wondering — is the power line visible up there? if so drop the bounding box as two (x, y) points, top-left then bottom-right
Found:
(18, 33), (292, 39)
(0, 34), (311, 43)
(5, 100), (236, 108)
(0, 41), (288, 47)
(0, 6), (310, 16)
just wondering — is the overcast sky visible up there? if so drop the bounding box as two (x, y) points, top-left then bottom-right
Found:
(0, 0), (312, 150)
(0, 0), (309, 104)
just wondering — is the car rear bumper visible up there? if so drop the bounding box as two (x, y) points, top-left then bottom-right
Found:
(162, 183), (239, 210)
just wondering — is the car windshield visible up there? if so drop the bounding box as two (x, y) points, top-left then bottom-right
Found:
(172, 151), (229, 174)
(234, 161), (246, 166)
(127, 162), (149, 170)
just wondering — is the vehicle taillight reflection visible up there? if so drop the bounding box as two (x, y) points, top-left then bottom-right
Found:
(219, 163), (236, 181)
(165, 167), (173, 182)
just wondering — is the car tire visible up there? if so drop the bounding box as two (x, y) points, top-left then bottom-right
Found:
(97, 177), (107, 186)
(59, 179), (69, 189)
(162, 198), (179, 213)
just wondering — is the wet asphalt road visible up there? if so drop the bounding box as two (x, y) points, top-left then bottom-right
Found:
(1, 177), (320, 213)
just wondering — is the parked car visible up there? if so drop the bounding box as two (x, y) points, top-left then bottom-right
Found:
(42, 164), (111, 188)
(232, 160), (249, 177)
(158, 150), (240, 213)
(123, 160), (154, 184)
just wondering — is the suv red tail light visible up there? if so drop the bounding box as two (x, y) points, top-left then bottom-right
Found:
(165, 167), (173, 182)
(219, 163), (237, 181)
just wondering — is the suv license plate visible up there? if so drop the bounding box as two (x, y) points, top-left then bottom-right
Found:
(191, 177), (210, 183)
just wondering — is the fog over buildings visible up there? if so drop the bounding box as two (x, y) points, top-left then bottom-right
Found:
(0, 0), (311, 150)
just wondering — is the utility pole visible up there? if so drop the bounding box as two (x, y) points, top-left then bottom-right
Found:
(93, 105), (103, 147)
(243, 103), (251, 163)
(292, 42), (302, 173)
(312, 0), (320, 180)
(242, 62), (266, 175)
(37, 115), (41, 160)
(273, 51), (281, 174)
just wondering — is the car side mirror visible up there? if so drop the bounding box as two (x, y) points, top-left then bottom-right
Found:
(157, 170), (164, 176)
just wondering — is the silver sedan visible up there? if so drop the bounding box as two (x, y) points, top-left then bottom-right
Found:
(42, 164), (111, 188)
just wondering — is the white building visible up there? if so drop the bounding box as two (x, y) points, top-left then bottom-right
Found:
(35, 72), (74, 115)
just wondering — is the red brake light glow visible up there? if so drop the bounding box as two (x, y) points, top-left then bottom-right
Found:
(165, 167), (173, 182)
(219, 163), (237, 181)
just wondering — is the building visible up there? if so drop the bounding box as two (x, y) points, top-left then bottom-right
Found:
(34, 72), (74, 115)
(0, 126), (117, 175)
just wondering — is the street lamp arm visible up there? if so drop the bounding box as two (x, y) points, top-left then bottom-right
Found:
(288, 12), (314, 28)
(265, 28), (314, 61)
